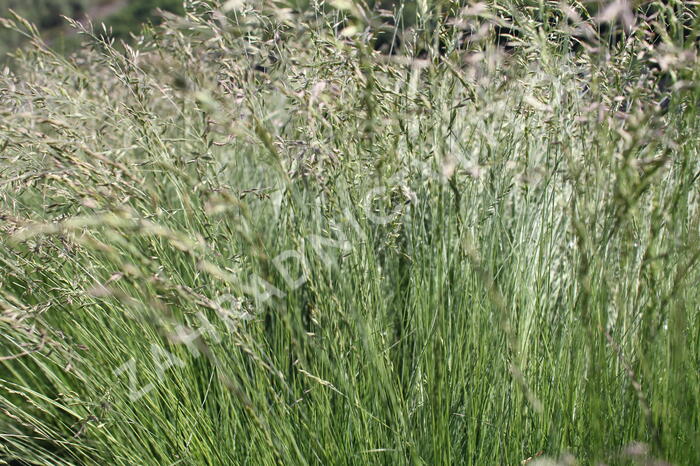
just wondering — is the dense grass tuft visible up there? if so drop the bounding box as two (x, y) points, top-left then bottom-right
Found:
(1, 1), (699, 464)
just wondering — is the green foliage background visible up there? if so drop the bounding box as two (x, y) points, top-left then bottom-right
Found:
(1, 1), (699, 465)
(0, 0), (184, 59)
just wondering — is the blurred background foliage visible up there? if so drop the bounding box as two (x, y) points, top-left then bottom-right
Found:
(3, 1), (695, 63)
(0, 0), (184, 61)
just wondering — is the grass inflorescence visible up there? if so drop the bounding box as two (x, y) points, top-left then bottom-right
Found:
(1, 1), (699, 464)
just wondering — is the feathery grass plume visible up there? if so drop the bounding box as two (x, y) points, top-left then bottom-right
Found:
(1, 0), (699, 464)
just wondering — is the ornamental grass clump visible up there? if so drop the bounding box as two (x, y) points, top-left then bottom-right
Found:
(1, 1), (699, 464)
